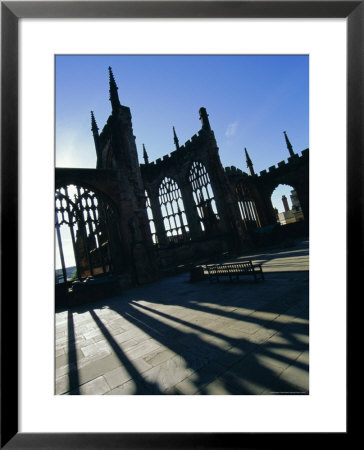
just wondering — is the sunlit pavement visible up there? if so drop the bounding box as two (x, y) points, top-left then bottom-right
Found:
(55, 239), (309, 395)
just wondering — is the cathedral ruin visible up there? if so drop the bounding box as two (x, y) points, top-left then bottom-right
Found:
(55, 67), (309, 306)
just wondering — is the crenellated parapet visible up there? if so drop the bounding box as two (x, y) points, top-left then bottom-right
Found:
(224, 149), (308, 187)
(226, 148), (308, 188)
(224, 165), (244, 174)
(256, 148), (309, 180)
(224, 165), (252, 185)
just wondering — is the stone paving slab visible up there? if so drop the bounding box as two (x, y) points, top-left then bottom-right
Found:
(55, 239), (309, 395)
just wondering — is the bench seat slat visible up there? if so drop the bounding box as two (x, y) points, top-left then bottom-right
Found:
(206, 260), (264, 282)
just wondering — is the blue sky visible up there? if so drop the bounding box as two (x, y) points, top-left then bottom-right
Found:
(55, 54), (309, 212)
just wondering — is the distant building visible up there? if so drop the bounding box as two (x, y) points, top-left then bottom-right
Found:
(277, 190), (304, 225)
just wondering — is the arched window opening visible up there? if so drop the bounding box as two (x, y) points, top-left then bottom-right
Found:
(189, 161), (220, 233)
(145, 190), (158, 245)
(271, 184), (304, 225)
(158, 177), (190, 243)
(55, 184), (115, 284)
(235, 182), (261, 230)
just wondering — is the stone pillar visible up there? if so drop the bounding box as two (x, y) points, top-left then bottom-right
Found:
(295, 184), (309, 224)
(179, 181), (204, 240)
(205, 158), (236, 235)
(148, 188), (168, 246)
(261, 191), (279, 226)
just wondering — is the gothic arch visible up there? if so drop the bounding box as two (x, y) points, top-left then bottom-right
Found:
(188, 160), (220, 232)
(269, 182), (305, 224)
(158, 176), (190, 243)
(55, 168), (122, 215)
(234, 179), (262, 230)
(144, 189), (158, 244)
(55, 183), (121, 283)
(267, 180), (301, 202)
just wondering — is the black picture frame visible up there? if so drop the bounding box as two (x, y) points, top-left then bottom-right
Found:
(1, 1), (357, 448)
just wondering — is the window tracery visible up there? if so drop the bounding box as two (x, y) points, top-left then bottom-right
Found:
(189, 161), (219, 232)
(55, 184), (115, 283)
(145, 190), (158, 244)
(158, 177), (189, 243)
(235, 181), (261, 230)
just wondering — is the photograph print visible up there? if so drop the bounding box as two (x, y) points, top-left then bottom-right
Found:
(55, 55), (309, 395)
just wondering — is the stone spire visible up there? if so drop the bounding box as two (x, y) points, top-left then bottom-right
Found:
(173, 126), (180, 150)
(244, 147), (255, 176)
(142, 144), (149, 165)
(283, 131), (295, 157)
(108, 66), (121, 112)
(91, 111), (101, 160)
(91, 110), (99, 134)
(199, 107), (211, 131)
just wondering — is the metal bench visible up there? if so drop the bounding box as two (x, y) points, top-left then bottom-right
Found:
(206, 260), (264, 283)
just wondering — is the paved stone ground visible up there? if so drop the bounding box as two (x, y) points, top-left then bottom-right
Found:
(55, 239), (309, 395)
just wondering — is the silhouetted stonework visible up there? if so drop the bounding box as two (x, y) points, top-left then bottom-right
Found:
(225, 149), (309, 227)
(55, 68), (309, 289)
